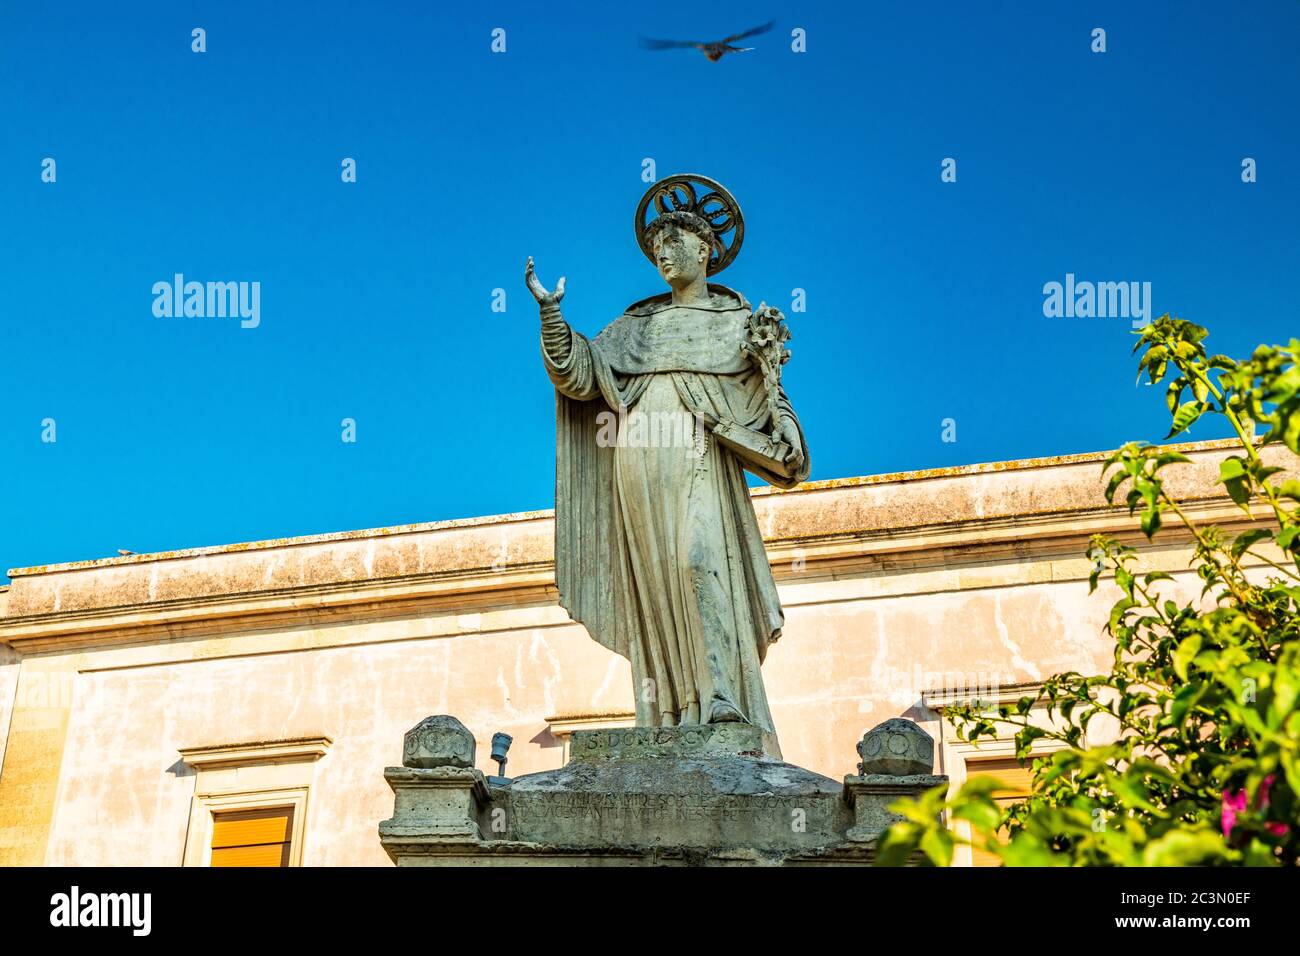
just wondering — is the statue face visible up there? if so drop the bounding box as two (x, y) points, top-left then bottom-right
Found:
(652, 225), (709, 289)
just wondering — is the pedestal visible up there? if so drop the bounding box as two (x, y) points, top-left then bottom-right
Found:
(379, 717), (948, 866)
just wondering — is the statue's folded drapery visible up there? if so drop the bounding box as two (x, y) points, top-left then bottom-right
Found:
(541, 285), (809, 737)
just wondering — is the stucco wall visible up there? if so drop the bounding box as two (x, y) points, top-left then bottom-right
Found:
(0, 587), (18, 774)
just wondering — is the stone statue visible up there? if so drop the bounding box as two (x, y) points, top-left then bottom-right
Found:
(526, 174), (809, 738)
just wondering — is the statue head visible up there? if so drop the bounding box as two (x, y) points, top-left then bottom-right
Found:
(635, 174), (745, 280)
(646, 212), (715, 290)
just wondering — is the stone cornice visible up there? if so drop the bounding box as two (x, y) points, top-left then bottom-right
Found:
(0, 575), (563, 654)
(4, 438), (1250, 581)
(5, 507), (556, 580)
(1, 440), (1292, 654)
(178, 736), (333, 768)
(922, 681), (1045, 711)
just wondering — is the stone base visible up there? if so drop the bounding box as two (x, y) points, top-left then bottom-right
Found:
(386, 842), (883, 866)
(379, 721), (948, 866)
(501, 733), (844, 854)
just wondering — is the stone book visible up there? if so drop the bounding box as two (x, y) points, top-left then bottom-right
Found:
(710, 418), (794, 480)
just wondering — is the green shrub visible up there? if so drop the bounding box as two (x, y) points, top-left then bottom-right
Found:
(875, 317), (1299, 866)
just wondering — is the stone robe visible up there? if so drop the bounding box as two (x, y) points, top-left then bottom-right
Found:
(541, 284), (809, 738)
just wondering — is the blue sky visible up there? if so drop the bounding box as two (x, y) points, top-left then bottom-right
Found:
(3, 1), (1298, 579)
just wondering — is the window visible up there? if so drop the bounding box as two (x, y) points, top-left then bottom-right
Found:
(178, 736), (330, 867)
(210, 806), (295, 867)
(922, 682), (1093, 867)
(963, 756), (1033, 867)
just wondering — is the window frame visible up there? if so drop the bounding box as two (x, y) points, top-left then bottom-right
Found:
(178, 736), (330, 867)
(188, 788), (308, 867)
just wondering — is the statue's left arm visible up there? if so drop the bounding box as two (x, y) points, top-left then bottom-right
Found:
(769, 385), (809, 485)
(748, 303), (806, 478)
(774, 387), (805, 470)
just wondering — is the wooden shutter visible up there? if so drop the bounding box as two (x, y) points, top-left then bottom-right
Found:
(210, 806), (294, 867)
(965, 757), (1032, 867)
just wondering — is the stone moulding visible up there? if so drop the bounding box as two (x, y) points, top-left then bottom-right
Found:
(178, 736), (333, 769)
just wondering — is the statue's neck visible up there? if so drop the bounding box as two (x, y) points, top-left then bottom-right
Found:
(669, 276), (710, 308)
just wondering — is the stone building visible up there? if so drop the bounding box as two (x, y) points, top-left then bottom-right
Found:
(0, 439), (1280, 866)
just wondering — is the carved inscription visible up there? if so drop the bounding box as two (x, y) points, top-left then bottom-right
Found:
(581, 727), (720, 752)
(571, 724), (772, 761)
(510, 792), (827, 825)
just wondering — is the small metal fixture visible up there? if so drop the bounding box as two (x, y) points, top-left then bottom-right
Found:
(489, 732), (513, 785)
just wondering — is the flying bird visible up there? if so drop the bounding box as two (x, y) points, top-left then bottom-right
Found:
(639, 21), (775, 63)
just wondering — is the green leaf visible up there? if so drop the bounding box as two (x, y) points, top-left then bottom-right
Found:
(918, 826), (953, 867)
(1108, 597), (1137, 633)
(999, 833), (1065, 867)
(1219, 457), (1252, 509)
(953, 800), (1002, 834)
(1167, 401), (1204, 438)
(1244, 838), (1281, 867)
(1170, 680), (1204, 723)
(1154, 452), (1192, 469)
(1115, 566), (1135, 597)
(872, 822), (923, 867)
(1104, 469), (1131, 504)
(1232, 528), (1272, 559)
(1219, 457), (1247, 481)
(1141, 830), (1233, 866)
(1165, 378), (1186, 415)
(1284, 399), (1300, 454)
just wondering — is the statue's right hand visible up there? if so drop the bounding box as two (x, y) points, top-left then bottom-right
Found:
(525, 256), (566, 307)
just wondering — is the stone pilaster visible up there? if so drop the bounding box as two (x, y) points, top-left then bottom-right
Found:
(379, 715), (493, 861)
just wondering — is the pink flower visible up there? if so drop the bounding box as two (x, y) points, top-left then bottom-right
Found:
(1221, 788), (1248, 838)
(1258, 774), (1276, 808)
(1255, 774), (1290, 835)
(1221, 775), (1289, 840)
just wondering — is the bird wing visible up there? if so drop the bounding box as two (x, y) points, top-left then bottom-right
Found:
(639, 36), (705, 50)
(723, 21), (774, 43)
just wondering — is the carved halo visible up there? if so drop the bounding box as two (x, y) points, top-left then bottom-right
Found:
(635, 173), (745, 276)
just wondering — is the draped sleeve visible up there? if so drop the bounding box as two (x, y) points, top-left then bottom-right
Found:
(541, 315), (631, 658)
(540, 321), (600, 402)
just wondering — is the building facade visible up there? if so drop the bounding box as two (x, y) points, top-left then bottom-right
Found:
(0, 439), (1283, 866)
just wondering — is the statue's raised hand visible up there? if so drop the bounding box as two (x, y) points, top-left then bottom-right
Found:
(525, 256), (566, 307)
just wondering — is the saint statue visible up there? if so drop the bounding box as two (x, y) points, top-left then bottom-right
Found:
(526, 174), (809, 740)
